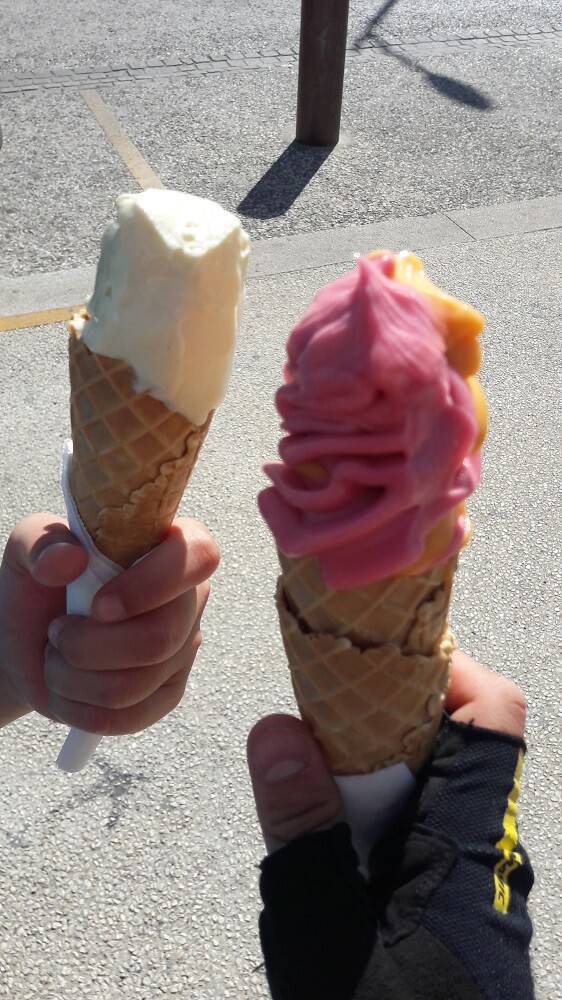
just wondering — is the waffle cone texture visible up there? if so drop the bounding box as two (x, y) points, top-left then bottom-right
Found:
(276, 552), (457, 775)
(68, 319), (212, 567)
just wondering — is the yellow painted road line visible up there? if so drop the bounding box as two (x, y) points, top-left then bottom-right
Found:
(1, 92), (164, 331)
(80, 88), (165, 190)
(0, 306), (83, 332)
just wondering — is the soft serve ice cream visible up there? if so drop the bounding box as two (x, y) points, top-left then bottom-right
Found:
(73, 189), (250, 424)
(259, 251), (486, 588)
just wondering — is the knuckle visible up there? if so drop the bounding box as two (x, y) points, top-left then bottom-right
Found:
(163, 685), (185, 716)
(182, 631), (203, 670)
(97, 675), (132, 710)
(83, 712), (114, 736)
(98, 668), (156, 710)
(498, 676), (527, 708)
(54, 621), (85, 665)
(197, 581), (211, 613)
(143, 624), (175, 664)
(43, 646), (62, 690)
(49, 696), (113, 736)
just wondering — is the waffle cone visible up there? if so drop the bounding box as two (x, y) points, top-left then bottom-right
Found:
(278, 552), (457, 656)
(68, 319), (212, 567)
(277, 552), (458, 775)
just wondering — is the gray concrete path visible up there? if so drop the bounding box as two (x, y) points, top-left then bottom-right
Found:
(1, 205), (561, 1000)
(1, 7), (561, 999)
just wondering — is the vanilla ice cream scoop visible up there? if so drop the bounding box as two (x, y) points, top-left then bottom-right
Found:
(74, 189), (250, 425)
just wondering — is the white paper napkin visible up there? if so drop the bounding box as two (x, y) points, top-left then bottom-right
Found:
(56, 440), (122, 772)
(335, 763), (416, 875)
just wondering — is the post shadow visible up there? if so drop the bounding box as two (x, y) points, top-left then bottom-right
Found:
(237, 141), (333, 220)
(355, 0), (400, 39)
(354, 0), (494, 111)
(423, 70), (493, 110)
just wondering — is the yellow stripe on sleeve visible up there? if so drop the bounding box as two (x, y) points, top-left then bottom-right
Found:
(493, 748), (525, 914)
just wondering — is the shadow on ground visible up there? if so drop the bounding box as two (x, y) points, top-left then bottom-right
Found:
(237, 141), (333, 219)
(354, 0), (495, 110)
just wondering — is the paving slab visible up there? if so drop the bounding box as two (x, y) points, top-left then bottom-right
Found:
(0, 266), (95, 317)
(448, 193), (562, 239)
(105, 42), (561, 241)
(0, 226), (560, 999)
(2, 191), (560, 320)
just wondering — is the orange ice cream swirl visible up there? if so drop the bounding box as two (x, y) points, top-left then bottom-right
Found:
(368, 251), (487, 573)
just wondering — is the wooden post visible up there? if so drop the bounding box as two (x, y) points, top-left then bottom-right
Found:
(296, 0), (350, 146)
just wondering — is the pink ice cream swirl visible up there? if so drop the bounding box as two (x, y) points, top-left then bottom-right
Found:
(258, 253), (481, 589)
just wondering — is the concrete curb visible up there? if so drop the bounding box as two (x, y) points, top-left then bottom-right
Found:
(1, 193), (560, 321)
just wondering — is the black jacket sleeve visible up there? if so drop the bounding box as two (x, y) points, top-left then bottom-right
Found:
(259, 719), (534, 1000)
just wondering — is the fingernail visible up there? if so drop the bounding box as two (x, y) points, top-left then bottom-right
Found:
(254, 725), (311, 784)
(33, 542), (81, 576)
(47, 619), (63, 649)
(95, 595), (126, 622)
(35, 541), (78, 563)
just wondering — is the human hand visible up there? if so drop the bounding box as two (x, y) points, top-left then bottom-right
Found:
(248, 650), (526, 852)
(0, 513), (219, 733)
(248, 653), (532, 1000)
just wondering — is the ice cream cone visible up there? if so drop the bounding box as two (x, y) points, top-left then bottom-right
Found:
(276, 552), (457, 775)
(259, 250), (485, 782)
(68, 319), (212, 567)
(278, 551), (457, 655)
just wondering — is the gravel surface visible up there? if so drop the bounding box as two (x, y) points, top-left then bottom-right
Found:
(106, 43), (561, 236)
(0, 91), (133, 278)
(2, 0), (561, 73)
(0, 228), (560, 998)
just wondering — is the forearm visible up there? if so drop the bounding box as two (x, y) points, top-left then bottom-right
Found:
(259, 718), (535, 1000)
(363, 718), (535, 1000)
(422, 720), (534, 997)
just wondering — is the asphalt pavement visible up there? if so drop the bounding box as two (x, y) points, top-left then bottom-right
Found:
(0, 4), (561, 999)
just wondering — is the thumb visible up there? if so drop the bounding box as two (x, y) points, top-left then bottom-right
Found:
(247, 714), (344, 853)
(4, 514), (88, 588)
